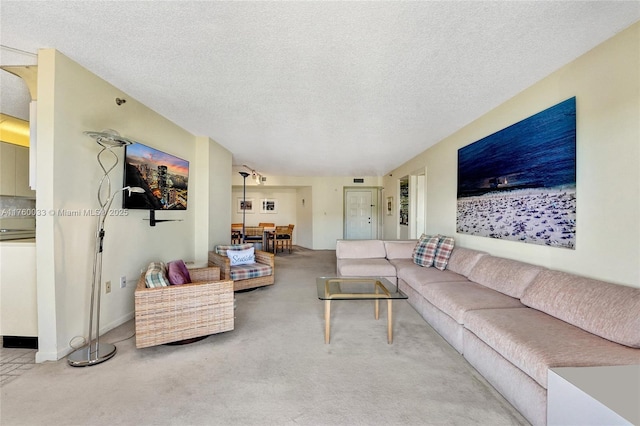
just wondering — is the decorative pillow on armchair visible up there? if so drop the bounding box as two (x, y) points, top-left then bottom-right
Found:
(145, 262), (170, 288)
(412, 234), (440, 267)
(167, 260), (192, 285)
(227, 247), (256, 266)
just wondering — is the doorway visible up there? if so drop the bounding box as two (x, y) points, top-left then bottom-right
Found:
(397, 169), (426, 239)
(344, 188), (379, 239)
(411, 172), (426, 238)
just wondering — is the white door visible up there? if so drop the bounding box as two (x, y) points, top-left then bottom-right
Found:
(345, 190), (376, 239)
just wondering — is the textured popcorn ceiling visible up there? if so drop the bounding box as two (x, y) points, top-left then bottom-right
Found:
(1, 1), (638, 176)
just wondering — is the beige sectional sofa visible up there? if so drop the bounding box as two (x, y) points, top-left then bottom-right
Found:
(336, 239), (640, 426)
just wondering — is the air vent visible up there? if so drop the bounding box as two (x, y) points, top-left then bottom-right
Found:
(353, 178), (364, 183)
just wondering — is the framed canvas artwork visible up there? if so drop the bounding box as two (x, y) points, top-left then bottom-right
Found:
(260, 199), (278, 214)
(457, 97), (576, 249)
(237, 198), (254, 214)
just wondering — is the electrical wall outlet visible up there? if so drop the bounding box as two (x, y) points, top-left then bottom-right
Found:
(105, 280), (112, 294)
(120, 276), (127, 288)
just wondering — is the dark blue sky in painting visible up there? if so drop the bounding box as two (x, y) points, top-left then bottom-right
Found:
(457, 97), (576, 197)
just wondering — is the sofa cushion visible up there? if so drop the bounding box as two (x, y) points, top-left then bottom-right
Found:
(463, 308), (640, 389)
(337, 258), (396, 278)
(145, 262), (170, 288)
(389, 258), (419, 279)
(521, 270), (640, 348)
(383, 240), (417, 259)
(412, 235), (440, 267)
(420, 281), (524, 324)
(229, 263), (272, 281)
(446, 247), (489, 277)
(433, 236), (455, 271)
(166, 260), (191, 285)
(336, 240), (386, 259)
(467, 256), (544, 299)
(395, 260), (468, 291)
(388, 258), (416, 271)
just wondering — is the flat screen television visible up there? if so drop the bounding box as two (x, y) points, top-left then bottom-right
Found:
(123, 142), (189, 210)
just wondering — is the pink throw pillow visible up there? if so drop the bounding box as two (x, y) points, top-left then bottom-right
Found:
(167, 260), (192, 285)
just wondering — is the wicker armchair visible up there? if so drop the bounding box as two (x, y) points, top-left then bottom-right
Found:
(134, 266), (234, 348)
(208, 249), (275, 292)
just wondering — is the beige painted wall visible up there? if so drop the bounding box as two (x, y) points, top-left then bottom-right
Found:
(231, 170), (383, 249)
(296, 185), (313, 248)
(384, 23), (639, 288)
(194, 135), (232, 267)
(35, 50), (231, 361)
(231, 188), (298, 225)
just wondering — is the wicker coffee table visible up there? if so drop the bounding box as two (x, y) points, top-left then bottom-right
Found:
(316, 276), (408, 344)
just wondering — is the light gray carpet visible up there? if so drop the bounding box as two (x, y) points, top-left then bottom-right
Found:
(0, 248), (529, 425)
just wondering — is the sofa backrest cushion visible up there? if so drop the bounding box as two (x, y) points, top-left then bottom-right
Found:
(521, 270), (640, 348)
(336, 240), (386, 259)
(467, 256), (544, 299)
(383, 240), (418, 259)
(446, 247), (489, 277)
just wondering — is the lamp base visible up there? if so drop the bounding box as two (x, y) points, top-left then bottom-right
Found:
(67, 342), (116, 367)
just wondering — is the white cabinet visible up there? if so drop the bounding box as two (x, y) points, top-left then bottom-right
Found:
(0, 141), (35, 198)
(548, 366), (640, 426)
(0, 241), (38, 337)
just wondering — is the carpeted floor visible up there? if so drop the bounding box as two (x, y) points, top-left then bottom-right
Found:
(0, 247), (529, 425)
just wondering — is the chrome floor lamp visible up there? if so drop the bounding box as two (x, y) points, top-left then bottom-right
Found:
(68, 130), (143, 367)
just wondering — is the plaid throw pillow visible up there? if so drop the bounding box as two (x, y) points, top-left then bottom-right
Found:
(145, 262), (170, 288)
(216, 243), (254, 257)
(434, 236), (455, 271)
(412, 234), (440, 267)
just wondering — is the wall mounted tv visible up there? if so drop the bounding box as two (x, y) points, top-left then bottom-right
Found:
(123, 142), (189, 210)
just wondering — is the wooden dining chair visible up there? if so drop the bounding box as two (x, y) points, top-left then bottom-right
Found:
(285, 224), (295, 252)
(274, 225), (294, 253)
(231, 223), (243, 244)
(243, 226), (264, 248)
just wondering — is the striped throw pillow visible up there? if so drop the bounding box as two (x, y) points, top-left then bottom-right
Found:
(412, 235), (440, 267)
(434, 236), (455, 271)
(145, 262), (170, 288)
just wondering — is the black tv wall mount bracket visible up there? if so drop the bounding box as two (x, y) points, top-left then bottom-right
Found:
(146, 210), (182, 227)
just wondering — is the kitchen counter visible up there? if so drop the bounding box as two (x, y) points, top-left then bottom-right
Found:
(0, 238), (35, 245)
(0, 217), (36, 241)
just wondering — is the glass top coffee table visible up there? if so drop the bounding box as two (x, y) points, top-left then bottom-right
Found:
(316, 277), (408, 344)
